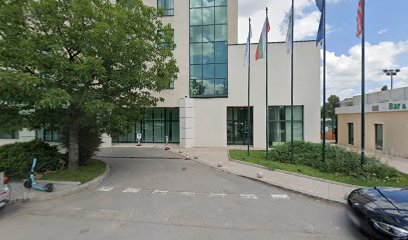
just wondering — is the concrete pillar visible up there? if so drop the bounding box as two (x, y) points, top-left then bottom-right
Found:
(179, 98), (195, 148)
(19, 129), (36, 142)
(100, 133), (112, 148)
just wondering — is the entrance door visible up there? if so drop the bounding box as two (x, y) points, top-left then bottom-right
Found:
(227, 107), (253, 145)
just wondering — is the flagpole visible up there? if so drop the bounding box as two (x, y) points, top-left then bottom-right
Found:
(361, 0), (366, 166)
(290, 0), (295, 163)
(247, 18), (251, 157)
(265, 7), (269, 159)
(322, 0), (327, 163)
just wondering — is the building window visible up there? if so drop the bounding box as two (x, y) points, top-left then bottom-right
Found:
(189, 0), (228, 97)
(36, 127), (62, 142)
(348, 123), (354, 145)
(158, 0), (174, 16)
(0, 131), (19, 139)
(269, 106), (304, 147)
(113, 108), (179, 143)
(227, 107), (253, 145)
(375, 124), (383, 150)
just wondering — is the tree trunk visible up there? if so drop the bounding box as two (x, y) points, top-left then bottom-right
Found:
(68, 111), (80, 170)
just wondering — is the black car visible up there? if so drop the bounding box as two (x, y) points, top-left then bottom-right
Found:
(348, 187), (408, 240)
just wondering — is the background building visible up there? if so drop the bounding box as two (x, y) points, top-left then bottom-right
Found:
(0, 0), (321, 149)
(336, 86), (408, 157)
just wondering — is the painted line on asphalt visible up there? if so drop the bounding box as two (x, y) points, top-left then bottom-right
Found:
(240, 194), (258, 199)
(270, 194), (290, 200)
(209, 193), (227, 198)
(123, 188), (140, 193)
(181, 192), (196, 197)
(152, 190), (169, 195)
(98, 186), (114, 192)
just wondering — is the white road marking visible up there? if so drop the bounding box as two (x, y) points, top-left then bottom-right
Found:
(240, 194), (258, 199)
(210, 193), (226, 198)
(123, 188), (140, 193)
(181, 192), (196, 197)
(98, 186), (114, 192)
(270, 194), (290, 200)
(152, 190), (168, 195)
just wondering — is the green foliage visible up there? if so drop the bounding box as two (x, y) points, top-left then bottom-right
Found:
(0, 0), (179, 166)
(269, 142), (400, 180)
(61, 125), (102, 166)
(326, 95), (340, 119)
(0, 140), (63, 178)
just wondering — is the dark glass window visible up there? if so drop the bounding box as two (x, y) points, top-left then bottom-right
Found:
(36, 127), (62, 142)
(375, 124), (383, 150)
(269, 106), (304, 147)
(157, 0), (174, 16)
(0, 131), (19, 139)
(348, 123), (354, 145)
(113, 108), (179, 143)
(227, 107), (253, 145)
(189, 0), (228, 97)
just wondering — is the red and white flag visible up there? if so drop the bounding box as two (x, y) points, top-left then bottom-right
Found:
(356, 0), (364, 38)
(255, 16), (270, 61)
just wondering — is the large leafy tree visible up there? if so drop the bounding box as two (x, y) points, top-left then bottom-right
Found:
(0, 0), (178, 169)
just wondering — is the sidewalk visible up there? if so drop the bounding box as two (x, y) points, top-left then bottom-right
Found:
(171, 148), (357, 204)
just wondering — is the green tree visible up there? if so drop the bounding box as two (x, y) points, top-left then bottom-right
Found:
(381, 85), (388, 91)
(0, 0), (178, 169)
(326, 95), (340, 120)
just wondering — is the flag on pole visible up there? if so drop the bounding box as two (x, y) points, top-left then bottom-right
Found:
(285, 5), (294, 55)
(315, 0), (325, 46)
(255, 16), (270, 61)
(244, 21), (252, 65)
(356, 0), (364, 38)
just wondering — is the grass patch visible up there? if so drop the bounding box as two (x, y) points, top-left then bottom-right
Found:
(41, 159), (106, 184)
(230, 149), (408, 187)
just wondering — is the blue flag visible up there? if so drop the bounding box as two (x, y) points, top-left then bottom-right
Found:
(316, 0), (325, 46)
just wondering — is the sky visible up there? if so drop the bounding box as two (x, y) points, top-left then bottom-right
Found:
(238, 0), (408, 100)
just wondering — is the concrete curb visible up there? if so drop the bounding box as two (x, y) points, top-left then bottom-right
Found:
(170, 149), (350, 205)
(11, 161), (110, 203)
(229, 159), (361, 189)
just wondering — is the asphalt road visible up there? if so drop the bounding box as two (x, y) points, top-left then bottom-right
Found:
(0, 147), (365, 239)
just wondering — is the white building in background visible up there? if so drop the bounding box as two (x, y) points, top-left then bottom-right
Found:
(0, 0), (321, 149)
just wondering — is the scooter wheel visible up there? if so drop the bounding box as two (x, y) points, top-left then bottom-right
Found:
(23, 180), (32, 188)
(45, 183), (54, 192)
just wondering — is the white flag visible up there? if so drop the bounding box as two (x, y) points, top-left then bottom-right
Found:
(285, 5), (294, 55)
(244, 21), (252, 66)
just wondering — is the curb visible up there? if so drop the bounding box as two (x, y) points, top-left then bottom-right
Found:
(229, 159), (361, 189)
(170, 149), (350, 205)
(10, 161), (110, 203)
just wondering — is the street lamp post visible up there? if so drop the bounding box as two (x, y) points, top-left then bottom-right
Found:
(383, 69), (400, 90)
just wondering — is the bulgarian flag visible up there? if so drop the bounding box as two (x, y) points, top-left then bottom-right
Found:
(255, 16), (270, 60)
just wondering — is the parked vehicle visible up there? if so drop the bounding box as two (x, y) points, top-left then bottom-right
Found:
(0, 171), (10, 211)
(348, 187), (408, 240)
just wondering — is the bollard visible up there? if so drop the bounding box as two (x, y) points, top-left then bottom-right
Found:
(257, 171), (264, 179)
(164, 136), (170, 150)
(217, 162), (223, 168)
(185, 152), (190, 160)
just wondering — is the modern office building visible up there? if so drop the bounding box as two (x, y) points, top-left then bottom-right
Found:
(336, 86), (408, 157)
(0, 0), (321, 149)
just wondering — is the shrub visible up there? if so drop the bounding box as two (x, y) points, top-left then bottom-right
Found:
(269, 141), (401, 180)
(61, 124), (102, 166)
(0, 140), (63, 178)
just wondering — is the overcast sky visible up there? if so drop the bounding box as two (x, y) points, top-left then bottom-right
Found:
(237, 0), (408, 100)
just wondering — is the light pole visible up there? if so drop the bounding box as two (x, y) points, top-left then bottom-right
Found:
(383, 69), (400, 90)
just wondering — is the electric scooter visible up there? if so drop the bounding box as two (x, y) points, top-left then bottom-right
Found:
(23, 158), (54, 192)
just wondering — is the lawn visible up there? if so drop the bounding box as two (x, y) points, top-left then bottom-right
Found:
(42, 159), (106, 184)
(229, 150), (408, 187)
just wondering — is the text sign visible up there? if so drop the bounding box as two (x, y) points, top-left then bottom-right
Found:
(389, 103), (408, 111)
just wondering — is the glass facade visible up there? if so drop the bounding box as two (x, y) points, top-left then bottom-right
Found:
(269, 106), (304, 147)
(189, 0), (228, 97)
(375, 124), (383, 150)
(0, 131), (19, 139)
(36, 128), (62, 142)
(113, 108), (179, 143)
(158, 0), (174, 16)
(227, 107), (253, 145)
(348, 123), (354, 145)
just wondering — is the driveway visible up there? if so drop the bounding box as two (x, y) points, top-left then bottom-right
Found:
(0, 147), (365, 239)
